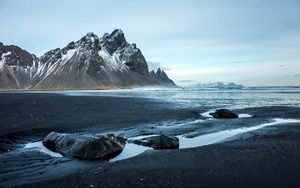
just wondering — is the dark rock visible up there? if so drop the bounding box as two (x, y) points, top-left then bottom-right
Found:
(100, 29), (127, 55)
(209, 109), (238, 118)
(78, 32), (101, 51)
(131, 134), (179, 149)
(120, 44), (149, 75)
(100, 29), (149, 75)
(0, 43), (36, 67)
(39, 48), (61, 64)
(0, 43), (39, 88)
(43, 132), (126, 160)
(66, 41), (75, 50)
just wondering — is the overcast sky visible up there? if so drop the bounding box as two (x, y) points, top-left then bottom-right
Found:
(1, 0), (300, 86)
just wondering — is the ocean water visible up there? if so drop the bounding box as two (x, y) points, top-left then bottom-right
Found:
(47, 87), (300, 109)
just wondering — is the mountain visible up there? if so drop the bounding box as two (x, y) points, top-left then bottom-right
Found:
(149, 68), (176, 87)
(0, 42), (38, 88)
(195, 82), (244, 89)
(0, 29), (177, 89)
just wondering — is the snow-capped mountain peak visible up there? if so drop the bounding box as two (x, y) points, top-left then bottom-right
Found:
(0, 29), (177, 89)
(100, 29), (127, 55)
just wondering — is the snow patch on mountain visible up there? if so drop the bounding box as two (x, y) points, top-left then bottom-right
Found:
(62, 49), (77, 62)
(98, 49), (128, 71)
(0, 51), (12, 70)
(0, 29), (177, 89)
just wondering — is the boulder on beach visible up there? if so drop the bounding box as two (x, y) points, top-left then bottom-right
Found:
(131, 134), (179, 149)
(43, 132), (126, 159)
(209, 109), (238, 118)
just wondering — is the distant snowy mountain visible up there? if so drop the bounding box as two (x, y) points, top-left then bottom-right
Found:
(0, 29), (177, 89)
(195, 82), (244, 89)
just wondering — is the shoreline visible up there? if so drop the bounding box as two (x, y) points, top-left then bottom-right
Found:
(0, 86), (181, 92)
(0, 93), (300, 187)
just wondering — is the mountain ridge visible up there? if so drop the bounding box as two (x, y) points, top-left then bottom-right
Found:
(149, 68), (176, 87)
(0, 29), (177, 89)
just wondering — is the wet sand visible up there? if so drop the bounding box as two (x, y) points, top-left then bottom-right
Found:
(26, 123), (300, 188)
(0, 93), (300, 187)
(0, 93), (199, 152)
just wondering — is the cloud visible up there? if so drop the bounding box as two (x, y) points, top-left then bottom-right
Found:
(285, 74), (300, 78)
(1, 0), (299, 86)
(167, 67), (243, 77)
(147, 61), (170, 71)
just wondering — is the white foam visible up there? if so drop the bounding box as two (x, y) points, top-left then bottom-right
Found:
(24, 141), (63, 157)
(178, 118), (300, 149)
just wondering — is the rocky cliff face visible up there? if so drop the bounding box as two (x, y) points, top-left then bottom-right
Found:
(0, 42), (38, 88)
(100, 29), (149, 75)
(0, 30), (177, 89)
(149, 68), (176, 87)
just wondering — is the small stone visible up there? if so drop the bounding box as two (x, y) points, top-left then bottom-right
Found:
(209, 109), (238, 119)
(140, 178), (144, 182)
(89, 185), (94, 188)
(132, 134), (179, 149)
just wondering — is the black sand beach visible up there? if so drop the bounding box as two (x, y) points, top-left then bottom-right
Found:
(0, 93), (300, 187)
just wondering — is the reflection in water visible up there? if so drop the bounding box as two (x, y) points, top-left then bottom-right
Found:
(23, 119), (300, 161)
(178, 118), (300, 149)
(24, 141), (63, 157)
(109, 143), (152, 162)
(110, 118), (300, 161)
